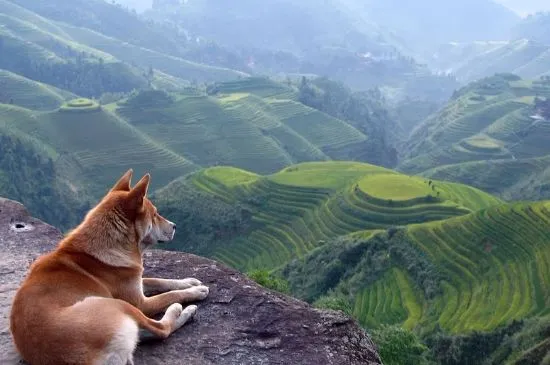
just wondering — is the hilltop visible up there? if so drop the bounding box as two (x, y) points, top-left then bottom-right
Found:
(153, 161), (501, 272)
(400, 74), (550, 199)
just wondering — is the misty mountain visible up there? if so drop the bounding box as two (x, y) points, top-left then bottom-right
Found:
(337, 0), (519, 55)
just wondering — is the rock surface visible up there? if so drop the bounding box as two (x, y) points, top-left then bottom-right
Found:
(0, 197), (382, 365)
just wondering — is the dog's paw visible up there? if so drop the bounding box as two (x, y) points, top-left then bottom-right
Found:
(185, 285), (209, 300)
(176, 278), (203, 289)
(165, 303), (183, 320)
(182, 304), (198, 317)
(173, 305), (198, 330)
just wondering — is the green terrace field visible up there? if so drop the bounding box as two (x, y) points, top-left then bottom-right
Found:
(155, 161), (502, 272)
(0, 102), (196, 196)
(282, 199), (550, 338)
(421, 156), (550, 201)
(0, 77), (383, 199)
(114, 81), (370, 174)
(401, 75), (550, 177)
(0, 69), (74, 110)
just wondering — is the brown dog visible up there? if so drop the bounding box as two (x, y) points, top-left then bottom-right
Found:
(10, 169), (209, 365)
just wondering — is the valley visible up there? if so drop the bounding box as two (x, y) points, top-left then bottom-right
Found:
(2, 0), (550, 363)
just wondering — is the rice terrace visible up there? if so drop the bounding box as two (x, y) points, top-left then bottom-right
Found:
(2, 0), (550, 363)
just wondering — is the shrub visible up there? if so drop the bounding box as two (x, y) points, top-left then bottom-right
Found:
(247, 270), (290, 294)
(313, 294), (353, 316)
(372, 325), (430, 365)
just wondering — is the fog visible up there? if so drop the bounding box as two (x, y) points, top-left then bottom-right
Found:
(495, 0), (550, 16)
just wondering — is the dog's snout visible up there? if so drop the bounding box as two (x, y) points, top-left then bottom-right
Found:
(173, 224), (177, 231)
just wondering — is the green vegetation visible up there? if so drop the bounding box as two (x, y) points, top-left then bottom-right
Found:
(0, 69), (74, 110)
(401, 75), (550, 201)
(371, 325), (430, 365)
(297, 77), (400, 167)
(283, 200), (550, 333)
(0, 133), (87, 229)
(246, 270), (290, 294)
(155, 161), (501, 272)
(279, 198), (550, 363)
(115, 80), (374, 174)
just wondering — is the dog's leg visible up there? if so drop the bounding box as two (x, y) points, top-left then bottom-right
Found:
(142, 277), (203, 295)
(138, 305), (197, 342)
(139, 286), (209, 317)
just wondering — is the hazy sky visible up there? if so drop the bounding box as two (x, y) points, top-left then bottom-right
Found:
(495, 0), (550, 16)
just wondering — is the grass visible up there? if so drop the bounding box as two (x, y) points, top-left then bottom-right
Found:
(158, 161), (502, 272)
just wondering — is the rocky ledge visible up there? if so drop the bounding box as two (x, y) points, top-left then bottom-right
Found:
(0, 197), (382, 365)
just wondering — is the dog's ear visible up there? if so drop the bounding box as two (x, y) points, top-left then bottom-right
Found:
(127, 173), (150, 209)
(111, 169), (133, 192)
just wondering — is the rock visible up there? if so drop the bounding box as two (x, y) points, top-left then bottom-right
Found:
(0, 198), (382, 365)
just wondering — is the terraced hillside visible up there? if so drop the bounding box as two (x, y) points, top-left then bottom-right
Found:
(0, 69), (75, 110)
(401, 74), (550, 183)
(154, 161), (501, 272)
(283, 199), (550, 338)
(115, 80), (371, 173)
(0, 0), (246, 95)
(421, 155), (550, 201)
(428, 39), (550, 83)
(0, 77), (387, 199)
(0, 101), (196, 197)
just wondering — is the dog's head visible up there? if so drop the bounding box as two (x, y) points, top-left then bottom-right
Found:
(107, 169), (176, 248)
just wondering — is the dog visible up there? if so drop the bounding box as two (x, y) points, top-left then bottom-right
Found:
(10, 169), (209, 365)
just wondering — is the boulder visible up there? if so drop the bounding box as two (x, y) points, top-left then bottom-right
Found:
(0, 197), (382, 364)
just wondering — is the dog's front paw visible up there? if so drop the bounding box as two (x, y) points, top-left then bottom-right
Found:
(173, 305), (198, 330)
(185, 285), (209, 301)
(176, 278), (203, 289)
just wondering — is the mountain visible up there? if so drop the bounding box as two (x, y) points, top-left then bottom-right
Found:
(512, 11), (550, 43)
(0, 76), (400, 209)
(336, 0), (519, 54)
(400, 74), (550, 201)
(0, 0), (246, 98)
(427, 12), (550, 84)
(153, 161), (501, 271)
(281, 199), (550, 364)
(145, 0), (459, 95)
(428, 39), (550, 83)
